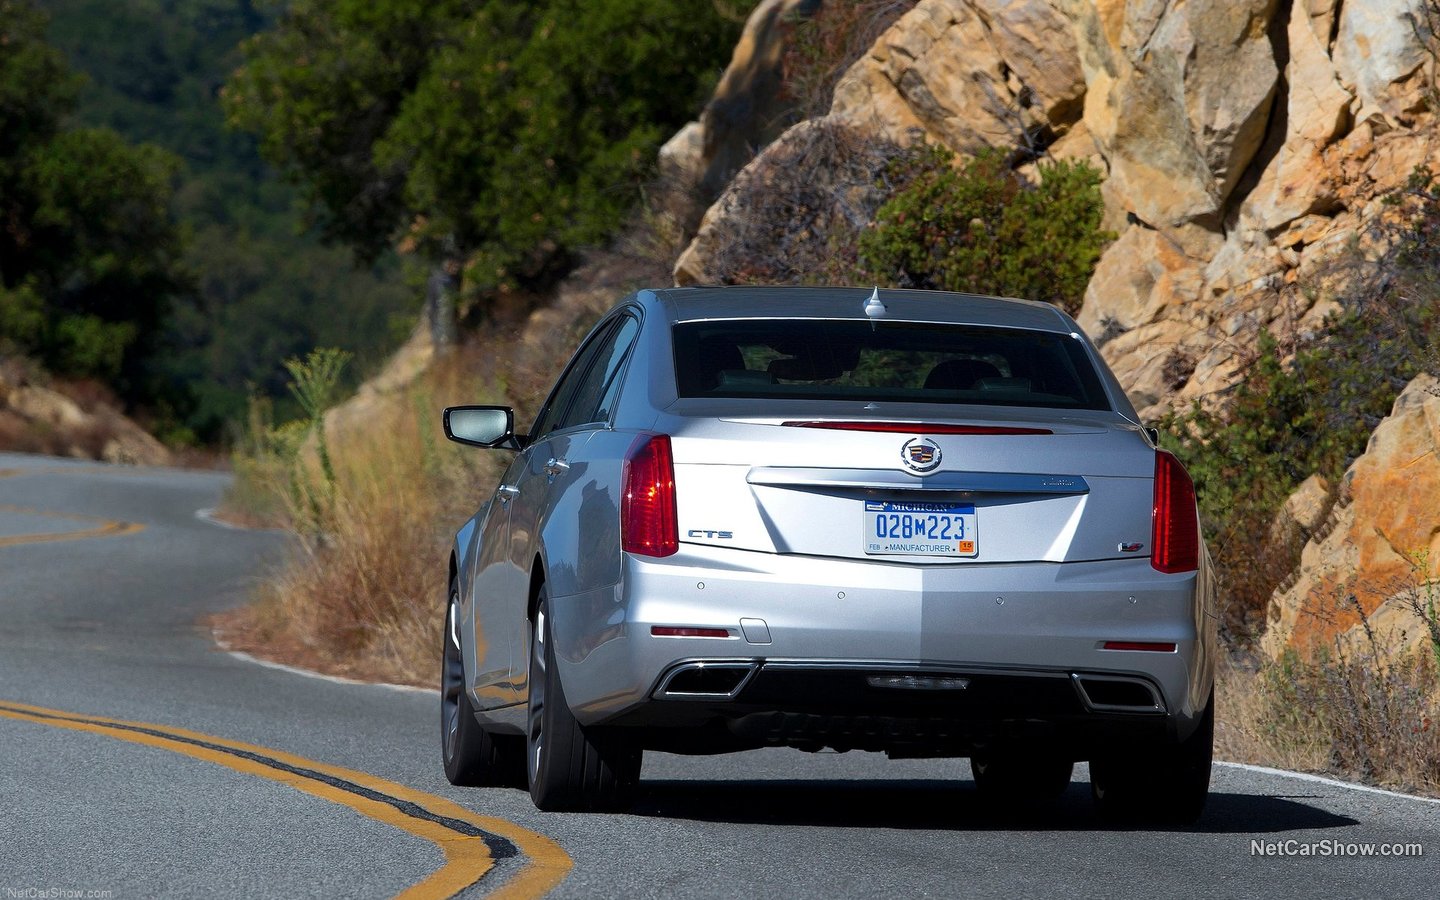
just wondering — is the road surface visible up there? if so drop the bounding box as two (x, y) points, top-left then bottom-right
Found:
(1, 452), (1435, 898)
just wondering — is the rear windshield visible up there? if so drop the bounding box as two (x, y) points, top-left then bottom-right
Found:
(672, 319), (1111, 411)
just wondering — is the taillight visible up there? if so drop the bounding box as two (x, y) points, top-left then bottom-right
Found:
(622, 434), (678, 557)
(1151, 450), (1199, 573)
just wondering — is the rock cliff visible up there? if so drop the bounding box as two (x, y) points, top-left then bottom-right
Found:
(679, 0), (1435, 413)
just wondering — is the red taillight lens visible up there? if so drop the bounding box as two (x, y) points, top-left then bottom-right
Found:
(1151, 450), (1199, 573)
(622, 434), (678, 557)
(782, 421), (1052, 435)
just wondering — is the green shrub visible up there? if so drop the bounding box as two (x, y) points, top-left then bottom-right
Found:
(857, 146), (1110, 313)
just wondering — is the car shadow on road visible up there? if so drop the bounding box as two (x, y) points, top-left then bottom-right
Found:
(628, 779), (1359, 834)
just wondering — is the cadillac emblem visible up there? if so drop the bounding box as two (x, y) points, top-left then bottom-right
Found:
(900, 437), (942, 474)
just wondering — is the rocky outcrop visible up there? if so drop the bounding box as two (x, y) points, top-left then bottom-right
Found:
(674, 0), (1438, 419)
(830, 0), (1086, 154)
(659, 0), (820, 200)
(1264, 375), (1440, 660)
(0, 364), (172, 466)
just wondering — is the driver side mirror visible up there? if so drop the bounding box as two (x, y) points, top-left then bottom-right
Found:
(443, 405), (522, 449)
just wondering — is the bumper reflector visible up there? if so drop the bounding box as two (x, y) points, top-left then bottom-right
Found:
(866, 674), (971, 691)
(651, 626), (732, 638)
(1101, 641), (1177, 652)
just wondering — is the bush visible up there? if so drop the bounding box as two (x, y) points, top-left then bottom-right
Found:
(856, 146), (1110, 313)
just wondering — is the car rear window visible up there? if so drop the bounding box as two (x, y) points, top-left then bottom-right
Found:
(672, 319), (1111, 410)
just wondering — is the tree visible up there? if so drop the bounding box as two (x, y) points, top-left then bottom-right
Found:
(225, 0), (740, 336)
(0, 0), (185, 393)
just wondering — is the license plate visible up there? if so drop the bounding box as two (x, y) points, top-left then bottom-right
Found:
(863, 501), (978, 557)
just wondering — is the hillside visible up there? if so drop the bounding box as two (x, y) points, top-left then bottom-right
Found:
(34, 0), (417, 440)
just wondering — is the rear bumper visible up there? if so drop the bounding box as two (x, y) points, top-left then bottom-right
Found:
(548, 544), (1215, 752)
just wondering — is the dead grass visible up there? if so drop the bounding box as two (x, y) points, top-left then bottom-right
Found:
(216, 342), (505, 687)
(779, 0), (917, 120)
(1217, 586), (1440, 797)
(215, 231), (642, 686)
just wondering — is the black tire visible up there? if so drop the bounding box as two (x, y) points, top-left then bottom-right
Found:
(1091, 692), (1214, 826)
(442, 578), (525, 787)
(972, 751), (1074, 806)
(527, 590), (641, 811)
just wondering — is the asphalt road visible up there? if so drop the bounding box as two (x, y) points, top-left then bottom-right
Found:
(1, 451), (1436, 899)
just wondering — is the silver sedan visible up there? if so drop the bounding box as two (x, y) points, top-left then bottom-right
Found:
(440, 286), (1216, 821)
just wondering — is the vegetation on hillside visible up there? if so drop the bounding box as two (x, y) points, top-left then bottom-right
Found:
(779, 0), (916, 119)
(0, 0), (185, 401)
(217, 345), (504, 684)
(225, 0), (743, 302)
(1220, 577), (1440, 794)
(38, 0), (417, 440)
(700, 122), (1111, 313)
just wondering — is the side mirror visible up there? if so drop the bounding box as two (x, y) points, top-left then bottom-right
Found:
(444, 406), (517, 448)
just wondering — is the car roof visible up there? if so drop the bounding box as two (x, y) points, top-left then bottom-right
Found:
(645, 286), (1075, 334)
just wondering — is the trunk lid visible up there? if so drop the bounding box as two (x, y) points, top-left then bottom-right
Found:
(665, 404), (1154, 565)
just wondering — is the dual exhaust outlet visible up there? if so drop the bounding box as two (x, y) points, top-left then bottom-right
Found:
(653, 660), (1165, 714)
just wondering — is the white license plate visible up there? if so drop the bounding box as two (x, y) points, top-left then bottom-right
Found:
(863, 501), (978, 557)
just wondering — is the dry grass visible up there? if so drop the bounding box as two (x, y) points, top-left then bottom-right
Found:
(215, 343), (505, 687)
(779, 0), (917, 119)
(1217, 586), (1440, 796)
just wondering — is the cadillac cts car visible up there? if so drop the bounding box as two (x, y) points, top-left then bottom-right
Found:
(441, 286), (1216, 820)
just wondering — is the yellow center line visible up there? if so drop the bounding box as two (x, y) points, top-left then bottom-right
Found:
(0, 503), (145, 547)
(0, 699), (572, 899)
(0, 467), (145, 547)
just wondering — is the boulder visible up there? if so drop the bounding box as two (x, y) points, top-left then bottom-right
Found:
(830, 0), (1085, 153)
(1, 382), (171, 466)
(1264, 375), (1440, 659)
(1239, 0), (1353, 233)
(1067, 0), (1281, 233)
(1332, 0), (1435, 128)
(695, 0), (821, 197)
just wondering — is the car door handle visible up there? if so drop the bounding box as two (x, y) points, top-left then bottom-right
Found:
(543, 458), (570, 477)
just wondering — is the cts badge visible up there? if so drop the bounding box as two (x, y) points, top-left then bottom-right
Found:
(900, 437), (943, 474)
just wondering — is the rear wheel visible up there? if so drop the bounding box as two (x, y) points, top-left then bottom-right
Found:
(527, 590), (641, 811)
(441, 578), (524, 787)
(1091, 692), (1214, 825)
(971, 751), (1074, 806)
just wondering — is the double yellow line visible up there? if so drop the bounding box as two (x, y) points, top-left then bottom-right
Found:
(0, 700), (571, 899)
(0, 467), (143, 547)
